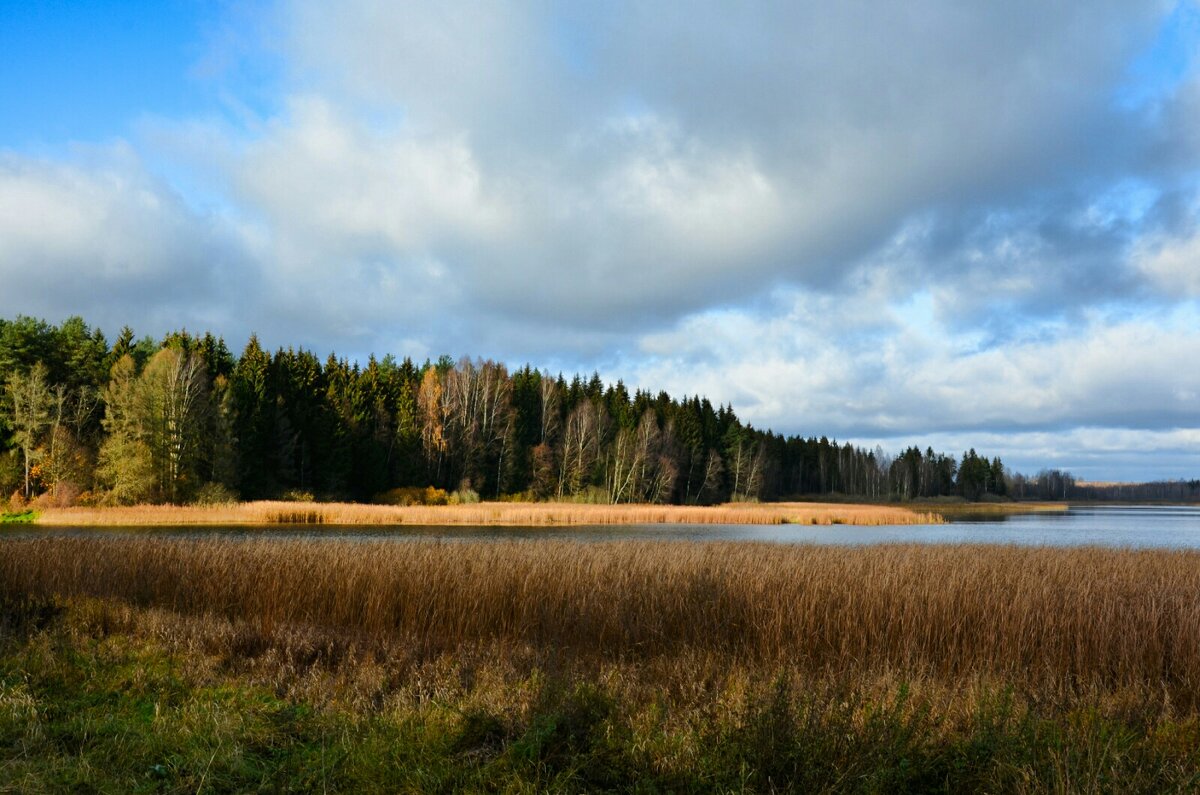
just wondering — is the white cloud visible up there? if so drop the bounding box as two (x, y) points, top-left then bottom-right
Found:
(620, 294), (1200, 442)
(4, 1), (1200, 479)
(0, 147), (250, 334)
(1135, 227), (1200, 295)
(237, 0), (1176, 326)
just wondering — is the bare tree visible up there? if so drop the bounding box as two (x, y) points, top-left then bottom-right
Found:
(443, 358), (513, 494)
(726, 432), (765, 501)
(558, 400), (605, 498)
(604, 411), (677, 504)
(604, 425), (642, 503)
(698, 450), (724, 504)
(539, 373), (560, 445)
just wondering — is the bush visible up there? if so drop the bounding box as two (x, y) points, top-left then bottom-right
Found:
(193, 482), (240, 506)
(31, 481), (84, 509)
(74, 490), (101, 507)
(566, 486), (608, 504)
(449, 488), (480, 505)
(374, 486), (450, 506)
(278, 489), (315, 503)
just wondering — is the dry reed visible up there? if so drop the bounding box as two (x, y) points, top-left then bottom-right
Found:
(36, 500), (943, 527)
(4, 537), (1200, 701)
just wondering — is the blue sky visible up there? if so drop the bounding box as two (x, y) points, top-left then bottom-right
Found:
(1, 2), (213, 145)
(2, 1), (1200, 480)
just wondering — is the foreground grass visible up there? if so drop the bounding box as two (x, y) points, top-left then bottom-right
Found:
(3, 598), (1200, 793)
(36, 500), (944, 527)
(5, 538), (1200, 698)
(5, 538), (1200, 790)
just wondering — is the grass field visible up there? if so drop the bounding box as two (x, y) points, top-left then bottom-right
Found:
(34, 500), (952, 527)
(3, 536), (1196, 790)
(2, 537), (1197, 691)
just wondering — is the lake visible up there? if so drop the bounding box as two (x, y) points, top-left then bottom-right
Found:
(14, 505), (1200, 548)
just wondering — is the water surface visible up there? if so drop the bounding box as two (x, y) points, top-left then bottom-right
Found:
(10, 505), (1200, 548)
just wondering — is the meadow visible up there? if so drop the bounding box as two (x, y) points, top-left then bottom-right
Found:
(2, 536), (1200, 790)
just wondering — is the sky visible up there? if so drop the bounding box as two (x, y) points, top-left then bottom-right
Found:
(2, 1), (1200, 480)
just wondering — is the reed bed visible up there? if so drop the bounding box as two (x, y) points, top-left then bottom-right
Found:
(4, 537), (1200, 701)
(36, 500), (942, 527)
(905, 500), (1068, 517)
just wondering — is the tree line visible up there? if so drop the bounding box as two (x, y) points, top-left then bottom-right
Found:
(1006, 470), (1200, 503)
(0, 314), (1115, 507)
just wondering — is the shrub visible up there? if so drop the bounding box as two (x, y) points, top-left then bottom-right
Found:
(28, 481), (84, 509)
(449, 488), (480, 505)
(565, 486), (608, 504)
(193, 482), (239, 506)
(374, 486), (451, 506)
(278, 489), (315, 503)
(74, 490), (101, 507)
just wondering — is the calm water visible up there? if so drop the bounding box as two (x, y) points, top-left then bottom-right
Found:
(9, 505), (1200, 548)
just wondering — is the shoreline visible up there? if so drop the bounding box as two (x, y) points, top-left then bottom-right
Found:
(29, 499), (1069, 527)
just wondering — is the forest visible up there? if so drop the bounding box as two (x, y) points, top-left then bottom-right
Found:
(0, 314), (1157, 508)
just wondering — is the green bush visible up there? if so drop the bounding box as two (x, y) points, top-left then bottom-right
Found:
(191, 482), (239, 506)
(449, 488), (480, 505)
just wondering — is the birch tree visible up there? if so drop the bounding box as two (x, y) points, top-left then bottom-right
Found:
(97, 350), (211, 503)
(142, 348), (210, 502)
(558, 400), (605, 498)
(5, 362), (51, 498)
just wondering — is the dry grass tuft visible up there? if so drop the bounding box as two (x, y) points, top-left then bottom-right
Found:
(4, 537), (1200, 702)
(36, 500), (943, 527)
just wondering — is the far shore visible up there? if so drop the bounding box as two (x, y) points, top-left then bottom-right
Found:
(28, 499), (1069, 528)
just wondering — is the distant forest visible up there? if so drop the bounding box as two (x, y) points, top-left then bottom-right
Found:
(0, 315), (1192, 507)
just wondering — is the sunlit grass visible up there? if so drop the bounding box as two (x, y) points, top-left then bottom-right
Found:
(36, 500), (943, 527)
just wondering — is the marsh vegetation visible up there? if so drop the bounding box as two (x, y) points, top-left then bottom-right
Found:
(33, 499), (947, 527)
(4, 538), (1199, 691)
(3, 537), (1200, 790)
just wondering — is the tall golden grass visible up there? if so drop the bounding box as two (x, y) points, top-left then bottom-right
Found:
(4, 537), (1200, 700)
(905, 501), (1068, 517)
(36, 500), (943, 527)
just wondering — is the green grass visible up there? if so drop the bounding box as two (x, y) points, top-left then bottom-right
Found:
(0, 510), (36, 525)
(2, 599), (1200, 792)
